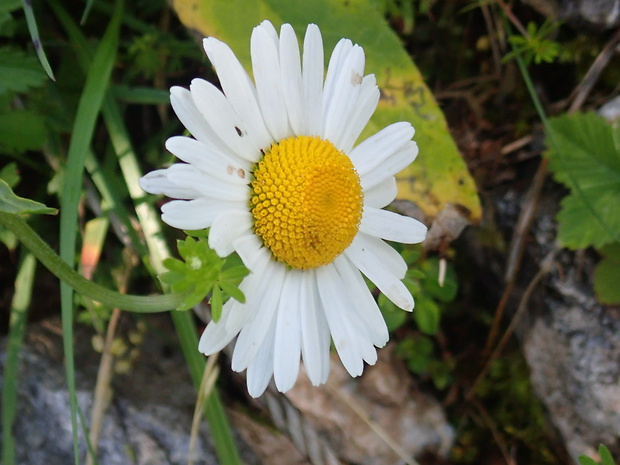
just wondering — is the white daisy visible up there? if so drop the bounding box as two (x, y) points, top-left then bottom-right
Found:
(140, 20), (427, 397)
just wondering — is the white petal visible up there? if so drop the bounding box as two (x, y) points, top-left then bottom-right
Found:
(333, 255), (389, 347)
(302, 24), (324, 136)
(345, 235), (414, 311)
(232, 234), (265, 272)
(299, 270), (330, 385)
(160, 198), (237, 230)
(323, 45), (365, 149)
(203, 37), (273, 149)
(169, 86), (209, 141)
(209, 210), (254, 256)
(232, 261), (286, 372)
(165, 136), (250, 184)
(350, 122), (415, 175)
(198, 298), (241, 354)
(246, 320), (276, 398)
(190, 78), (262, 162)
(363, 177), (397, 208)
(279, 24), (304, 135)
(273, 270), (302, 392)
(316, 265), (364, 377)
(322, 39), (352, 123)
(225, 247), (272, 333)
(252, 24), (291, 140)
(139, 169), (198, 199)
(338, 75), (380, 153)
(165, 164), (249, 202)
(360, 140), (419, 191)
(257, 19), (278, 44)
(360, 206), (427, 244)
(353, 232), (408, 279)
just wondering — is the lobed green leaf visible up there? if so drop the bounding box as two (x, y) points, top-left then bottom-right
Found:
(545, 112), (620, 249)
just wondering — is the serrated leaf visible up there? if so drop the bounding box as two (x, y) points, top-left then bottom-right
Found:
(169, 0), (481, 221)
(0, 109), (47, 153)
(0, 47), (47, 94)
(545, 112), (620, 249)
(0, 179), (57, 215)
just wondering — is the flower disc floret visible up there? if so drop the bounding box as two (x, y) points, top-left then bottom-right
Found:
(251, 136), (363, 269)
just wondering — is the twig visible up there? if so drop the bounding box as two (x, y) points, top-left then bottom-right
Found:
(325, 383), (421, 465)
(189, 354), (220, 465)
(470, 397), (516, 465)
(568, 29), (620, 114)
(467, 247), (559, 401)
(482, 156), (548, 359)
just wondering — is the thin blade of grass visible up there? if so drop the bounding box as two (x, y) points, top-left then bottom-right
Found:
(1, 252), (36, 465)
(50, 2), (243, 463)
(55, 0), (123, 462)
(20, 0), (55, 81)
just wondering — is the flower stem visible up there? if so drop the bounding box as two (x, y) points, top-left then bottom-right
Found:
(0, 212), (184, 312)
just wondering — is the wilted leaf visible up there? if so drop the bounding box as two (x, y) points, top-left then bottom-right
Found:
(169, 0), (481, 221)
(545, 112), (620, 249)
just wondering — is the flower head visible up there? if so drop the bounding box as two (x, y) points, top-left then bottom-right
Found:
(140, 20), (427, 397)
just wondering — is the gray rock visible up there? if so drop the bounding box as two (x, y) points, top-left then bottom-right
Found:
(523, 0), (620, 29)
(561, 0), (620, 29)
(0, 317), (259, 465)
(463, 185), (620, 463)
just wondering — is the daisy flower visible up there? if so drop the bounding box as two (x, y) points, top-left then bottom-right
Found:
(140, 20), (427, 397)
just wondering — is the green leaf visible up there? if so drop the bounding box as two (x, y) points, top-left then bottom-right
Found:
(0, 179), (57, 215)
(421, 258), (458, 302)
(414, 297), (440, 335)
(220, 264), (250, 283)
(545, 112), (620, 249)
(0, 110), (47, 153)
(21, 0), (55, 81)
(599, 445), (615, 465)
(594, 243), (620, 304)
(210, 285), (223, 321)
(378, 293), (407, 331)
(0, 47), (47, 94)
(578, 456), (599, 465)
(0, 163), (19, 188)
(219, 280), (245, 304)
(170, 0), (481, 221)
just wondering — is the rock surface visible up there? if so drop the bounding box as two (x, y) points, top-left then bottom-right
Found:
(284, 345), (455, 465)
(525, 0), (620, 29)
(462, 183), (620, 464)
(0, 317), (259, 465)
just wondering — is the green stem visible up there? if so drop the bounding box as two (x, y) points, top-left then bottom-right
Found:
(0, 212), (184, 312)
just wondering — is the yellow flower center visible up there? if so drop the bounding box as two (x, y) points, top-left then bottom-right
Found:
(251, 136), (363, 270)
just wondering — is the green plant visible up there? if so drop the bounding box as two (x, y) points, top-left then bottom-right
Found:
(579, 445), (617, 465)
(504, 19), (565, 65)
(544, 112), (620, 304)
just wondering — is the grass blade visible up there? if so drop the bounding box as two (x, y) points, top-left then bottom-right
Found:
(55, 0), (123, 462)
(20, 0), (55, 81)
(1, 252), (36, 465)
(49, 2), (242, 463)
